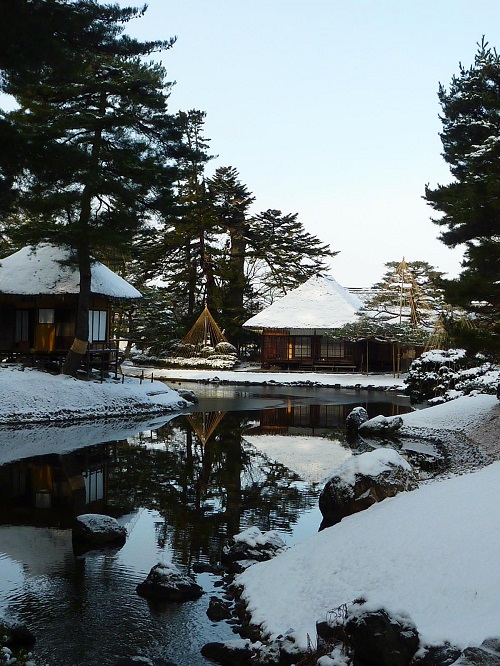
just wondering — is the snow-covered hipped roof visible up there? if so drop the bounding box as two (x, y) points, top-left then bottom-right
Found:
(243, 274), (362, 331)
(0, 244), (141, 299)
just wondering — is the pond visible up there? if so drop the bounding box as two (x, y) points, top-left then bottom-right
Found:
(0, 383), (420, 666)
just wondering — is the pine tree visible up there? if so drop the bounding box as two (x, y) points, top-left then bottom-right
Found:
(207, 166), (256, 341)
(362, 259), (445, 329)
(424, 38), (500, 354)
(1, 2), (181, 374)
(246, 209), (337, 306)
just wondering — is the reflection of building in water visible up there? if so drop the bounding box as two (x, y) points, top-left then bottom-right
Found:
(258, 402), (410, 436)
(259, 404), (349, 436)
(0, 445), (110, 527)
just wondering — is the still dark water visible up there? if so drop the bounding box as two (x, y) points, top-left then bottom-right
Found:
(0, 383), (416, 666)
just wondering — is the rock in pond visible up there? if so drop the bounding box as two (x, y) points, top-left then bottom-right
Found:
(319, 448), (418, 527)
(346, 406), (369, 439)
(222, 526), (287, 573)
(207, 596), (233, 622)
(359, 414), (403, 436)
(136, 562), (203, 602)
(72, 513), (127, 553)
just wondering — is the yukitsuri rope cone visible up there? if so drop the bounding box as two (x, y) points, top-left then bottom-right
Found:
(179, 305), (228, 356)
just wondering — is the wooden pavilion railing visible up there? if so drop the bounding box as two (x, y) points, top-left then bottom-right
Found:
(0, 340), (124, 381)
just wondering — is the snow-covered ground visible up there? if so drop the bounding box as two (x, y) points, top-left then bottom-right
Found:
(0, 364), (190, 424)
(234, 391), (500, 655)
(1, 363), (498, 657)
(122, 363), (407, 389)
(238, 459), (500, 652)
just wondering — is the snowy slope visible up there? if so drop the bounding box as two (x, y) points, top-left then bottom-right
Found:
(238, 459), (500, 650)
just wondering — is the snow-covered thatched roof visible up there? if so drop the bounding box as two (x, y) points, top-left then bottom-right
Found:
(243, 275), (362, 332)
(0, 244), (141, 299)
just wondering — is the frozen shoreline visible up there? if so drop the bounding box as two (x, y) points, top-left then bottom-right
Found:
(121, 362), (407, 390)
(0, 365), (191, 425)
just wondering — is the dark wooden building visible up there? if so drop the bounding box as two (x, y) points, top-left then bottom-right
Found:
(0, 244), (141, 369)
(243, 275), (416, 373)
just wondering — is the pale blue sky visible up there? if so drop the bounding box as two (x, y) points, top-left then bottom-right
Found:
(14, 1), (500, 286)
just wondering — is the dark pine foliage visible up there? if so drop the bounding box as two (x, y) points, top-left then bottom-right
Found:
(424, 38), (500, 356)
(0, 1), (182, 374)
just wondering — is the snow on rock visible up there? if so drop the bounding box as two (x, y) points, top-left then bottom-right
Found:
(358, 414), (403, 435)
(326, 447), (413, 488)
(136, 561), (203, 602)
(72, 513), (127, 549)
(238, 461), (500, 650)
(345, 406), (369, 437)
(0, 366), (191, 424)
(319, 448), (418, 526)
(222, 527), (287, 573)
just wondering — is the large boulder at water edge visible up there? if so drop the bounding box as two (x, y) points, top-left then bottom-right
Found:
(359, 414), (403, 436)
(221, 526), (287, 573)
(319, 448), (418, 527)
(136, 562), (203, 602)
(344, 607), (420, 666)
(72, 513), (127, 552)
(346, 406), (369, 439)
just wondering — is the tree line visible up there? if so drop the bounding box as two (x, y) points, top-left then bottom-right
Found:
(0, 4), (498, 368)
(0, 0), (335, 372)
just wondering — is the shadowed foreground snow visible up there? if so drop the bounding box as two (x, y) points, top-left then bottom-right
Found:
(237, 392), (500, 652)
(238, 458), (500, 650)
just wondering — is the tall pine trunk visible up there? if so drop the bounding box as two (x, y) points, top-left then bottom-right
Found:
(225, 229), (247, 343)
(62, 94), (104, 376)
(62, 238), (92, 376)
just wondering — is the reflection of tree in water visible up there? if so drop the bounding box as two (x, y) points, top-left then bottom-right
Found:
(107, 411), (318, 569)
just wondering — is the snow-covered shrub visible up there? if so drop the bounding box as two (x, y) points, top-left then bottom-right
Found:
(130, 338), (240, 369)
(405, 348), (498, 404)
(215, 341), (238, 355)
(199, 345), (215, 358)
(174, 343), (196, 357)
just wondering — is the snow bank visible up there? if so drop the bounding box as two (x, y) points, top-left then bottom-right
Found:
(238, 460), (500, 650)
(401, 393), (497, 432)
(122, 364), (406, 389)
(0, 366), (189, 424)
